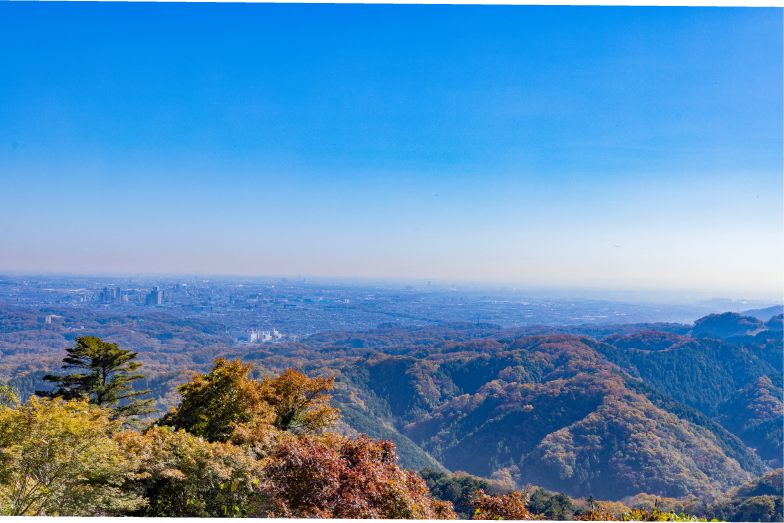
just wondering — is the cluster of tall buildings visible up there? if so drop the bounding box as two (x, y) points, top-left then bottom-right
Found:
(92, 282), (197, 307)
(230, 328), (281, 343)
(98, 285), (166, 306)
(145, 286), (164, 306)
(100, 286), (123, 303)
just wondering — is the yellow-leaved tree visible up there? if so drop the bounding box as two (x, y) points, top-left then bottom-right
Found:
(0, 397), (144, 516)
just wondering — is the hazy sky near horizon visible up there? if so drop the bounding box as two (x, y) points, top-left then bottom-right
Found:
(1, 5), (782, 297)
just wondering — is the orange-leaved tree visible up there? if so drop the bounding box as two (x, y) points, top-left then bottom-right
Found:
(158, 359), (340, 454)
(158, 359), (274, 444)
(576, 497), (616, 521)
(259, 368), (340, 434)
(256, 433), (456, 519)
(469, 489), (540, 520)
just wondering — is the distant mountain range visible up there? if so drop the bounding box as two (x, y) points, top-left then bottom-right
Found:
(740, 305), (784, 321)
(0, 304), (781, 501)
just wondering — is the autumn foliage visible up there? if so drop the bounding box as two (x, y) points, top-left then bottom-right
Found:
(258, 433), (456, 518)
(4, 334), (768, 520)
(575, 502), (617, 521)
(158, 359), (340, 450)
(158, 358), (276, 443)
(260, 368), (340, 434)
(469, 489), (539, 520)
(1, 346), (461, 517)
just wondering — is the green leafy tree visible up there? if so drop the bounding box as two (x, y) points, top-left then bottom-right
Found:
(420, 467), (491, 519)
(36, 336), (156, 422)
(0, 397), (145, 516)
(527, 488), (577, 520)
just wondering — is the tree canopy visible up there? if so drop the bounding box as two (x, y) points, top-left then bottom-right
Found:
(158, 358), (273, 443)
(0, 384), (18, 408)
(259, 368), (340, 434)
(469, 489), (538, 520)
(419, 466), (491, 519)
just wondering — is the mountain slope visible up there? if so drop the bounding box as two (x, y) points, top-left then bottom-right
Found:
(717, 376), (784, 467)
(519, 382), (752, 499)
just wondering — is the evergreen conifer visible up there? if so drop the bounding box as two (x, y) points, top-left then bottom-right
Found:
(36, 336), (156, 422)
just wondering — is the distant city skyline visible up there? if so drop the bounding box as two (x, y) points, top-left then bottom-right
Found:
(1, 5), (781, 297)
(2, 273), (780, 337)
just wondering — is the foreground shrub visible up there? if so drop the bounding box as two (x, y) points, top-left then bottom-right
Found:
(621, 500), (709, 522)
(258, 433), (456, 519)
(575, 499), (616, 521)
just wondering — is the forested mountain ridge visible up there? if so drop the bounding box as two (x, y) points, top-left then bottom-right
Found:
(719, 375), (783, 432)
(591, 320), (783, 469)
(594, 331), (779, 415)
(691, 312), (769, 339)
(318, 335), (761, 499)
(1, 304), (782, 502)
(741, 305), (784, 321)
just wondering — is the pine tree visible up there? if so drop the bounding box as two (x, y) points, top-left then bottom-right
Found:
(36, 336), (156, 421)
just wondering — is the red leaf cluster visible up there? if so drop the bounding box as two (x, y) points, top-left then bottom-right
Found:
(258, 433), (456, 519)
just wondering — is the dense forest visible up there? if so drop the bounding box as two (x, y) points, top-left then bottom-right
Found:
(0, 305), (782, 519)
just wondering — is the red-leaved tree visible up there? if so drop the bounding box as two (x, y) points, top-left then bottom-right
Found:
(256, 433), (456, 519)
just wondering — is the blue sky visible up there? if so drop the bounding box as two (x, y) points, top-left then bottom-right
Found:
(1, 5), (782, 297)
